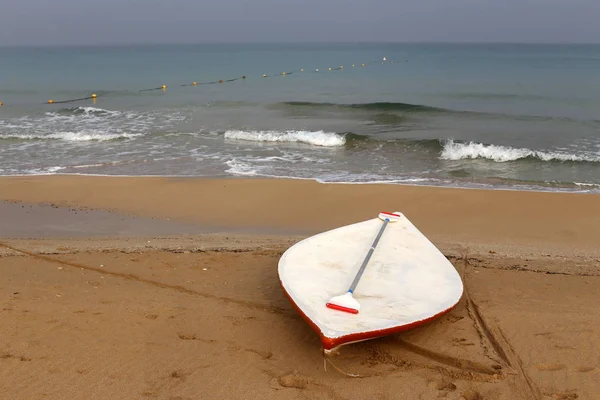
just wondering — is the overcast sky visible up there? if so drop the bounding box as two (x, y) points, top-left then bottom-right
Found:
(1, 0), (599, 46)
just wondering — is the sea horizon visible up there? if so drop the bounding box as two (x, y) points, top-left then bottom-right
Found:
(2, 40), (600, 48)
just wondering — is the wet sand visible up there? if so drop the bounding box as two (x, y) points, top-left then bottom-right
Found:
(1, 175), (599, 400)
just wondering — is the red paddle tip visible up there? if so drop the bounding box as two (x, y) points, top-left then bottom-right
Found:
(326, 302), (359, 314)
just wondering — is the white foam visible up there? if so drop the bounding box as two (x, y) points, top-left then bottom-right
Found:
(0, 131), (142, 142)
(574, 182), (600, 188)
(440, 139), (600, 163)
(19, 166), (66, 175)
(224, 159), (258, 176)
(316, 177), (438, 185)
(223, 130), (346, 147)
(70, 163), (106, 169)
(74, 106), (121, 115)
(0, 107), (186, 144)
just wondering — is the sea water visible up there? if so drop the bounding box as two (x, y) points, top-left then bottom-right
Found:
(1, 43), (599, 191)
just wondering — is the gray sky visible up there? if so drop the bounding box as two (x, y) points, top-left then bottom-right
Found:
(1, 0), (599, 46)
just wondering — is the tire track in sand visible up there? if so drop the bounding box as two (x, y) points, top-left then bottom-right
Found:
(460, 250), (542, 400)
(0, 242), (295, 318)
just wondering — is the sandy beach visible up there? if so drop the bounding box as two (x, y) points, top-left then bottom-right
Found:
(1, 175), (599, 400)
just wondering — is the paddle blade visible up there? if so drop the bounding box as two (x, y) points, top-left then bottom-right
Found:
(326, 292), (360, 314)
(378, 211), (401, 222)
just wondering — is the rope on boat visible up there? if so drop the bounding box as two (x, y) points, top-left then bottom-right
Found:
(323, 352), (362, 378)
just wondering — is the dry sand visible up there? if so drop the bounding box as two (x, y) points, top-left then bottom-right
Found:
(1, 175), (599, 400)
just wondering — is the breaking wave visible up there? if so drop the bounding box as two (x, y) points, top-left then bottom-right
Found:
(223, 130), (346, 147)
(58, 106), (122, 116)
(0, 131), (142, 141)
(440, 139), (600, 163)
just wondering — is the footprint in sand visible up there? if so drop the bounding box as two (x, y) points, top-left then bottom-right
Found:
(170, 370), (189, 380)
(554, 345), (575, 350)
(269, 371), (309, 390)
(552, 390), (579, 400)
(1, 353), (32, 362)
(436, 378), (457, 391)
(535, 363), (566, 371)
(453, 337), (475, 346)
(461, 389), (482, 400)
(574, 366), (594, 373)
(245, 348), (273, 360)
(177, 333), (197, 340)
(446, 314), (464, 323)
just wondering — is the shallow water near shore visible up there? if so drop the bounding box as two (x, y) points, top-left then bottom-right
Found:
(1, 43), (599, 192)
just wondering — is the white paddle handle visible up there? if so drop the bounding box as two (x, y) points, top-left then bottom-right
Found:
(348, 212), (399, 293)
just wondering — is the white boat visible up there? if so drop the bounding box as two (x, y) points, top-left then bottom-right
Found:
(278, 211), (464, 353)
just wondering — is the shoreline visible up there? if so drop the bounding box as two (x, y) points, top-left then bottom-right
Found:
(1, 172), (598, 195)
